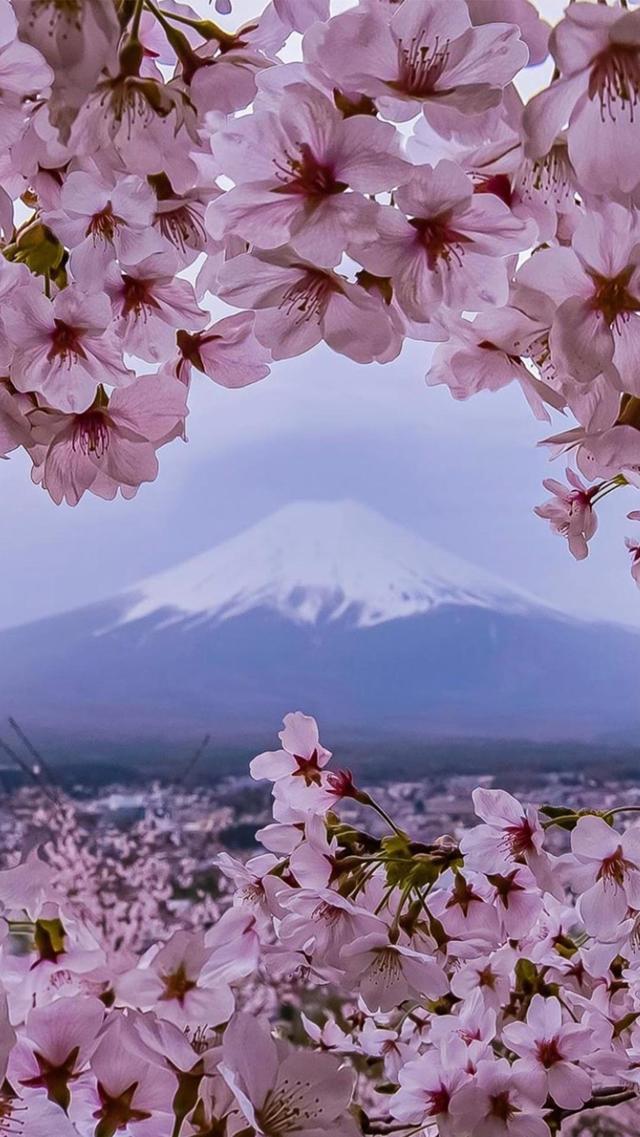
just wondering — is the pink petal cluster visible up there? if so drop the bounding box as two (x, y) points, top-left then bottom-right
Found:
(1, 711), (640, 1136)
(0, 0), (637, 579)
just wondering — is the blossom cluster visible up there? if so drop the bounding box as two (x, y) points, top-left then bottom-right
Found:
(2, 710), (640, 1135)
(0, 0), (637, 578)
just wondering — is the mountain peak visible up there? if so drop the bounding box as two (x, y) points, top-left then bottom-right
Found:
(118, 499), (546, 631)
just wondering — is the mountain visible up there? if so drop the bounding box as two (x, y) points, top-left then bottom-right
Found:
(1, 499), (639, 748)
(120, 499), (546, 630)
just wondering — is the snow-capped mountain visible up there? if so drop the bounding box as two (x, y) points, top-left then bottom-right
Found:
(1, 500), (639, 748)
(118, 500), (546, 631)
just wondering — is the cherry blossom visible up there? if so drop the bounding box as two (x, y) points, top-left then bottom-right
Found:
(218, 248), (400, 363)
(28, 370), (188, 505)
(350, 161), (533, 321)
(0, 0), (633, 568)
(306, 0), (528, 124)
(104, 251), (208, 364)
(208, 85), (408, 268)
(516, 205), (640, 391)
(4, 285), (133, 413)
(220, 1013), (359, 1137)
(116, 929), (234, 1028)
(502, 996), (593, 1111)
(176, 313), (271, 389)
(44, 166), (162, 277)
(523, 3), (640, 195)
(450, 1056), (548, 1137)
(0, 710), (637, 1137)
(534, 469), (599, 561)
(340, 932), (448, 1013)
(571, 814), (640, 938)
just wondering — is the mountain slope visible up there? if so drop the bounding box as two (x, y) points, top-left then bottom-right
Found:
(1, 500), (638, 747)
(117, 499), (550, 630)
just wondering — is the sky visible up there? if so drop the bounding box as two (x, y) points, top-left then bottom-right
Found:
(2, 0), (638, 633)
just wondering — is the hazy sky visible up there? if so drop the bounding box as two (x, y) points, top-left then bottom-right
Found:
(2, 0), (636, 632)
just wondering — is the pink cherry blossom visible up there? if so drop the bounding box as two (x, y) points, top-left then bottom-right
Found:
(390, 1038), (471, 1137)
(116, 929), (234, 1028)
(218, 247), (401, 364)
(221, 1013), (359, 1137)
(176, 312), (271, 389)
(4, 285), (133, 413)
(0, 35), (52, 148)
(516, 205), (640, 390)
(251, 711), (332, 786)
(571, 815), (640, 939)
(534, 469), (599, 562)
(503, 996), (593, 1111)
(426, 311), (564, 422)
(435, 871), (501, 945)
(289, 814), (338, 889)
(189, 15), (284, 118)
(350, 161), (533, 322)
(104, 251), (208, 363)
(13, 0), (119, 137)
(278, 888), (383, 967)
(340, 932), (448, 1013)
(450, 1057), (548, 1137)
(44, 165), (162, 278)
(486, 866), (543, 940)
(88, 1015), (175, 1136)
(10, 994), (104, 1111)
(450, 949), (515, 1011)
(523, 4), (640, 195)
(462, 788), (546, 874)
(28, 370), (188, 506)
(208, 85), (408, 267)
(306, 0), (528, 125)
(215, 851), (284, 922)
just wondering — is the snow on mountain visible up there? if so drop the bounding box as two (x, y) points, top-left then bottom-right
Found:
(119, 500), (549, 631)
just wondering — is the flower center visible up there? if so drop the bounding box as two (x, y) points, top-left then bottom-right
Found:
(156, 203), (206, 252)
(86, 204), (123, 243)
(501, 817), (535, 859)
(278, 270), (336, 326)
(292, 749), (322, 786)
(590, 266), (640, 326)
(426, 1086), (450, 1116)
(72, 411), (110, 458)
(536, 1037), (563, 1069)
(0, 1095), (25, 1133)
(396, 32), (450, 96)
(410, 216), (472, 271)
(589, 44), (640, 123)
(160, 963), (197, 1005)
(273, 143), (346, 198)
(94, 1082), (151, 1135)
(258, 1078), (317, 1136)
(20, 1047), (80, 1112)
(121, 274), (161, 319)
(490, 1091), (517, 1123)
(370, 947), (402, 983)
(48, 319), (86, 366)
(521, 143), (574, 204)
(478, 965), (497, 989)
(598, 845), (631, 887)
(446, 873), (481, 917)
